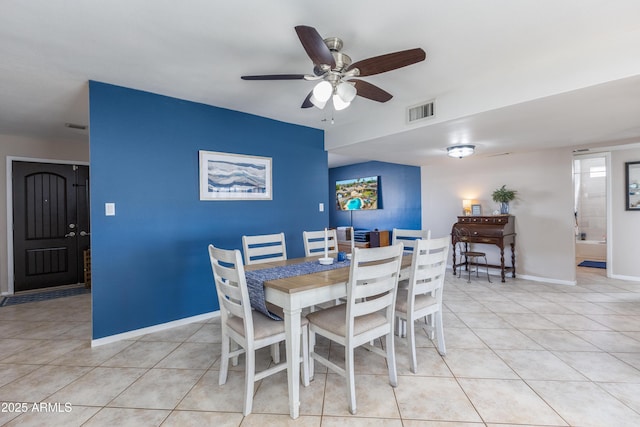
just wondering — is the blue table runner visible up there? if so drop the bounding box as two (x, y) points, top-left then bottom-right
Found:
(245, 259), (350, 320)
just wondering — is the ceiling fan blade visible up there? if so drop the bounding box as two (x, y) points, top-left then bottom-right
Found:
(301, 91), (314, 108)
(241, 74), (306, 80)
(352, 79), (393, 102)
(295, 25), (336, 68)
(348, 48), (426, 76)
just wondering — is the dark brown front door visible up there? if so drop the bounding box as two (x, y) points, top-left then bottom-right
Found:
(12, 161), (90, 292)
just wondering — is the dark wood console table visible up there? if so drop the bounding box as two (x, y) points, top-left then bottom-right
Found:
(451, 215), (516, 282)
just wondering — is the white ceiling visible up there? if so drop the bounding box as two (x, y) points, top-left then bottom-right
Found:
(2, 1), (640, 167)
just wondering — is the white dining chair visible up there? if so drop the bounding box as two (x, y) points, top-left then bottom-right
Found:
(392, 228), (431, 252)
(208, 244), (309, 416)
(392, 228), (431, 336)
(395, 236), (449, 373)
(303, 229), (338, 257)
(306, 243), (404, 415)
(242, 232), (287, 265)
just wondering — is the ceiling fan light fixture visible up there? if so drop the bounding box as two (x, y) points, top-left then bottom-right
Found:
(313, 81), (333, 102)
(447, 144), (475, 158)
(332, 94), (351, 111)
(336, 81), (357, 103)
(309, 94), (327, 109)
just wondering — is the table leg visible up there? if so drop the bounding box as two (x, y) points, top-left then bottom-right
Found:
(283, 307), (301, 419)
(499, 246), (506, 282)
(452, 242), (457, 276)
(511, 242), (516, 278)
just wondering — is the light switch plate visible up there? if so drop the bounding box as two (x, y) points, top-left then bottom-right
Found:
(319, 203), (324, 212)
(105, 202), (116, 216)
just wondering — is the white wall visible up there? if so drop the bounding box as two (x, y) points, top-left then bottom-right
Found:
(422, 145), (640, 284)
(1, 134), (89, 295)
(611, 147), (640, 279)
(421, 147), (577, 284)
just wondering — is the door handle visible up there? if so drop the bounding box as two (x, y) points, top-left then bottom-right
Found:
(80, 231), (90, 237)
(65, 231), (76, 238)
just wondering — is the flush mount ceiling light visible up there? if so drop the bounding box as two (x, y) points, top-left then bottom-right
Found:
(447, 144), (475, 158)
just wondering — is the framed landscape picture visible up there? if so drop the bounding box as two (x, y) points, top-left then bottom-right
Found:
(199, 150), (272, 201)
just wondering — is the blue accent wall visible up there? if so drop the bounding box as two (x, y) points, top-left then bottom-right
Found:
(329, 161), (421, 231)
(89, 81), (326, 339)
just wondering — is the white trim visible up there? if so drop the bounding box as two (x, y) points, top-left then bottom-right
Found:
(516, 273), (576, 286)
(5, 156), (90, 295)
(91, 310), (220, 347)
(447, 266), (576, 286)
(609, 274), (640, 282)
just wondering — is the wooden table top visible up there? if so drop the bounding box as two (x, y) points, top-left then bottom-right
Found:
(245, 255), (412, 295)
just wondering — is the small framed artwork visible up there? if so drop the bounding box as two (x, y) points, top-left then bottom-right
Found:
(626, 161), (640, 210)
(471, 204), (482, 216)
(199, 150), (272, 201)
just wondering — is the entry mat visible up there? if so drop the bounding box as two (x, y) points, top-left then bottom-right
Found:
(0, 287), (90, 307)
(578, 260), (606, 269)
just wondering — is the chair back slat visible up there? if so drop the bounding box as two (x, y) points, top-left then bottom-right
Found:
(242, 232), (287, 265)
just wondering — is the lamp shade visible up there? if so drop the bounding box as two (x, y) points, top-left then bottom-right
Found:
(447, 145), (475, 158)
(313, 81), (333, 102)
(462, 199), (472, 216)
(332, 94), (350, 111)
(336, 81), (357, 103)
(309, 93), (327, 109)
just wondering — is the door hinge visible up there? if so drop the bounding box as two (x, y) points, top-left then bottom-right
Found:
(73, 165), (78, 171)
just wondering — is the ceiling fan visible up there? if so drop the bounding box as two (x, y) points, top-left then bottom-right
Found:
(241, 25), (426, 111)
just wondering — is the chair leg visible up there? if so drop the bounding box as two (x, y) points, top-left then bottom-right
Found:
(386, 331), (398, 387)
(408, 316), (418, 374)
(426, 314), (435, 339)
(270, 343), (280, 364)
(346, 346), (357, 415)
(484, 256), (492, 283)
(301, 325), (310, 386)
(308, 329), (315, 379)
(434, 310), (446, 356)
(243, 347), (256, 416)
(231, 340), (239, 366)
(219, 333), (230, 385)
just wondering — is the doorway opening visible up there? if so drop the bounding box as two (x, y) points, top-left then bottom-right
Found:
(573, 153), (609, 275)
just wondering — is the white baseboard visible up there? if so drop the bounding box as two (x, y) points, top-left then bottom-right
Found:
(610, 273), (640, 282)
(447, 265), (576, 286)
(515, 273), (576, 286)
(91, 310), (220, 347)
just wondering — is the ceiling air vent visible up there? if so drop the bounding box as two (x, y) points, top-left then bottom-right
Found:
(65, 122), (87, 130)
(407, 100), (435, 124)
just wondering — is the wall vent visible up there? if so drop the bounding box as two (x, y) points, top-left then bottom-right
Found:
(407, 100), (435, 124)
(65, 122), (87, 130)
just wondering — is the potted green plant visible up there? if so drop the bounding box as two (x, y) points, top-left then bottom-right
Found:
(492, 185), (517, 214)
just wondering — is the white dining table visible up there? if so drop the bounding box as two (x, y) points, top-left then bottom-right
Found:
(245, 254), (412, 419)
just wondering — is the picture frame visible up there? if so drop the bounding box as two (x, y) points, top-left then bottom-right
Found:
(471, 204), (482, 216)
(199, 150), (272, 201)
(625, 161), (640, 211)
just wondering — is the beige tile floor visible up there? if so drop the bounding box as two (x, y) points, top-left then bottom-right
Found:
(2, 267), (640, 426)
